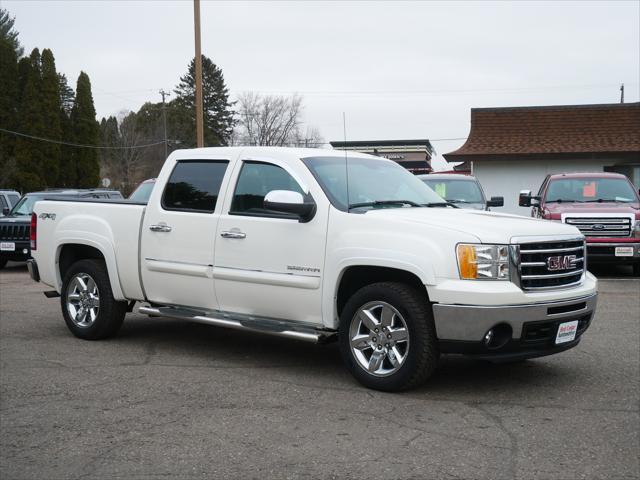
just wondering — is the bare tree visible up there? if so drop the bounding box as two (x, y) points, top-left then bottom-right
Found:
(235, 93), (323, 147)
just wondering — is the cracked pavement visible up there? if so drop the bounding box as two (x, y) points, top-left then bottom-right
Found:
(1, 263), (639, 479)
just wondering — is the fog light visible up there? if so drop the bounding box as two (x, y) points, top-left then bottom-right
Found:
(23, 248), (28, 254)
(484, 324), (512, 350)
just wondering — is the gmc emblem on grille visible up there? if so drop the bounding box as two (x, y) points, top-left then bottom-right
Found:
(547, 255), (577, 271)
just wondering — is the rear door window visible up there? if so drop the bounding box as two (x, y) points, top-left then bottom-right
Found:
(162, 160), (229, 213)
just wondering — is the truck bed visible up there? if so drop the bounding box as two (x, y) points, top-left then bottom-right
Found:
(33, 199), (147, 300)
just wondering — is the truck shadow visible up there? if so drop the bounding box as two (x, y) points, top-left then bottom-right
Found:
(114, 314), (576, 396)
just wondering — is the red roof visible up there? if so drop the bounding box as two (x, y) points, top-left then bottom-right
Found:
(444, 103), (640, 162)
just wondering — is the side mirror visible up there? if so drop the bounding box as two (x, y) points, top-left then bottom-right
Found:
(2, 207), (9, 216)
(519, 190), (533, 207)
(264, 190), (316, 223)
(486, 196), (504, 208)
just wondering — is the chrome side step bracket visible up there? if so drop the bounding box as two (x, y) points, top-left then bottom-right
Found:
(138, 305), (336, 344)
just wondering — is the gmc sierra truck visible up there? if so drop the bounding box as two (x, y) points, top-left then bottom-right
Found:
(519, 172), (640, 276)
(27, 147), (597, 391)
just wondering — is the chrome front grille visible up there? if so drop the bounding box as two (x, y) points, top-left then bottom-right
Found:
(565, 217), (632, 237)
(515, 238), (586, 290)
(0, 224), (30, 241)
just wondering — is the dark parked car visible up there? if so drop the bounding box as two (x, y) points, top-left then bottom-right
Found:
(0, 190), (21, 217)
(0, 189), (123, 268)
(418, 174), (503, 210)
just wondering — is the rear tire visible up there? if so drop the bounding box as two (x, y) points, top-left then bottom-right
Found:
(0, 258), (7, 269)
(61, 259), (127, 340)
(633, 263), (640, 277)
(339, 282), (439, 392)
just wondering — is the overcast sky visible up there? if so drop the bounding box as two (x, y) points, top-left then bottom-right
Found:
(4, 0), (639, 169)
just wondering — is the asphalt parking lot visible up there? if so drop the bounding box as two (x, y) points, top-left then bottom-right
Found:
(1, 263), (638, 480)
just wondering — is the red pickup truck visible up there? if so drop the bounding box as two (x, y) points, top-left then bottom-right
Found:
(519, 172), (640, 276)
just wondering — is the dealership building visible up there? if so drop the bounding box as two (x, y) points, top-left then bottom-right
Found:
(444, 103), (640, 215)
(330, 139), (434, 174)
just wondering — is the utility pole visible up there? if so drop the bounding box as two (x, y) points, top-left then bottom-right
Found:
(620, 83), (624, 104)
(159, 89), (170, 158)
(193, 0), (204, 147)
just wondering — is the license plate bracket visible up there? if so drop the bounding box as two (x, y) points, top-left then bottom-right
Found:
(615, 246), (634, 257)
(0, 242), (15, 252)
(555, 320), (578, 344)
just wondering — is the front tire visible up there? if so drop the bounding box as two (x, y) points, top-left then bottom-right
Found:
(0, 258), (7, 269)
(633, 262), (640, 277)
(339, 282), (439, 392)
(61, 259), (127, 340)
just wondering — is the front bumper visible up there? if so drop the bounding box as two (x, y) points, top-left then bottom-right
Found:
(0, 240), (31, 262)
(433, 293), (597, 360)
(587, 241), (640, 263)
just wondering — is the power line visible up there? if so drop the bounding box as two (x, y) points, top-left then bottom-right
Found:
(0, 128), (166, 150)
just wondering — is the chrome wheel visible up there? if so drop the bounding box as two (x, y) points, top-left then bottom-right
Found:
(349, 301), (410, 377)
(66, 272), (100, 327)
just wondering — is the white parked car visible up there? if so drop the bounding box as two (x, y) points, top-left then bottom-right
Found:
(27, 147), (597, 391)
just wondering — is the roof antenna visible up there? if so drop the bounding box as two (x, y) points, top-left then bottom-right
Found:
(620, 83), (624, 103)
(343, 112), (350, 211)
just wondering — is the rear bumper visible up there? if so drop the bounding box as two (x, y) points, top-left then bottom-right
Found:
(433, 293), (597, 360)
(587, 242), (640, 263)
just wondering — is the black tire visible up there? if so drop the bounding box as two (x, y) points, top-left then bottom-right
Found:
(338, 282), (439, 392)
(60, 259), (127, 340)
(0, 258), (7, 269)
(633, 263), (640, 277)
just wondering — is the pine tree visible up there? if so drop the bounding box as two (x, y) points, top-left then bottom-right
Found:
(0, 8), (23, 57)
(57, 73), (75, 187)
(58, 73), (74, 116)
(40, 49), (62, 186)
(13, 48), (46, 192)
(0, 38), (18, 187)
(71, 71), (99, 188)
(173, 55), (235, 146)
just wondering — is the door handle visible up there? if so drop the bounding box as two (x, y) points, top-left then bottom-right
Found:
(149, 224), (172, 232)
(220, 231), (246, 239)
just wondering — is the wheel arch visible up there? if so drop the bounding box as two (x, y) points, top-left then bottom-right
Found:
(55, 240), (125, 300)
(332, 263), (431, 329)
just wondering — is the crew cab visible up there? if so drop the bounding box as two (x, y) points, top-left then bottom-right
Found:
(0, 189), (123, 269)
(27, 147), (597, 391)
(519, 172), (640, 276)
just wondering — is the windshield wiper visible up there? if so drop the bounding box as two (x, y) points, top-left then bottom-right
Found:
(583, 199), (627, 203)
(547, 199), (584, 203)
(446, 199), (472, 204)
(424, 202), (459, 208)
(348, 200), (423, 210)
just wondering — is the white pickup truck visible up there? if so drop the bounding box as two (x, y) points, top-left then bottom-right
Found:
(28, 147), (597, 391)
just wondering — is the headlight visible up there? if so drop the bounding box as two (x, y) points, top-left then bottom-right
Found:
(456, 244), (510, 280)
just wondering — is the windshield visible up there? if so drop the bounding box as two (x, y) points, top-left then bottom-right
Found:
(129, 181), (155, 203)
(546, 178), (638, 203)
(9, 195), (44, 216)
(420, 178), (484, 204)
(303, 156), (445, 211)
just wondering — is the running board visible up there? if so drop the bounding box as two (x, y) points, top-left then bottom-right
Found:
(138, 306), (336, 344)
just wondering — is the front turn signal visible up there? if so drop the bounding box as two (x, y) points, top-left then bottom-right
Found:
(457, 244), (478, 279)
